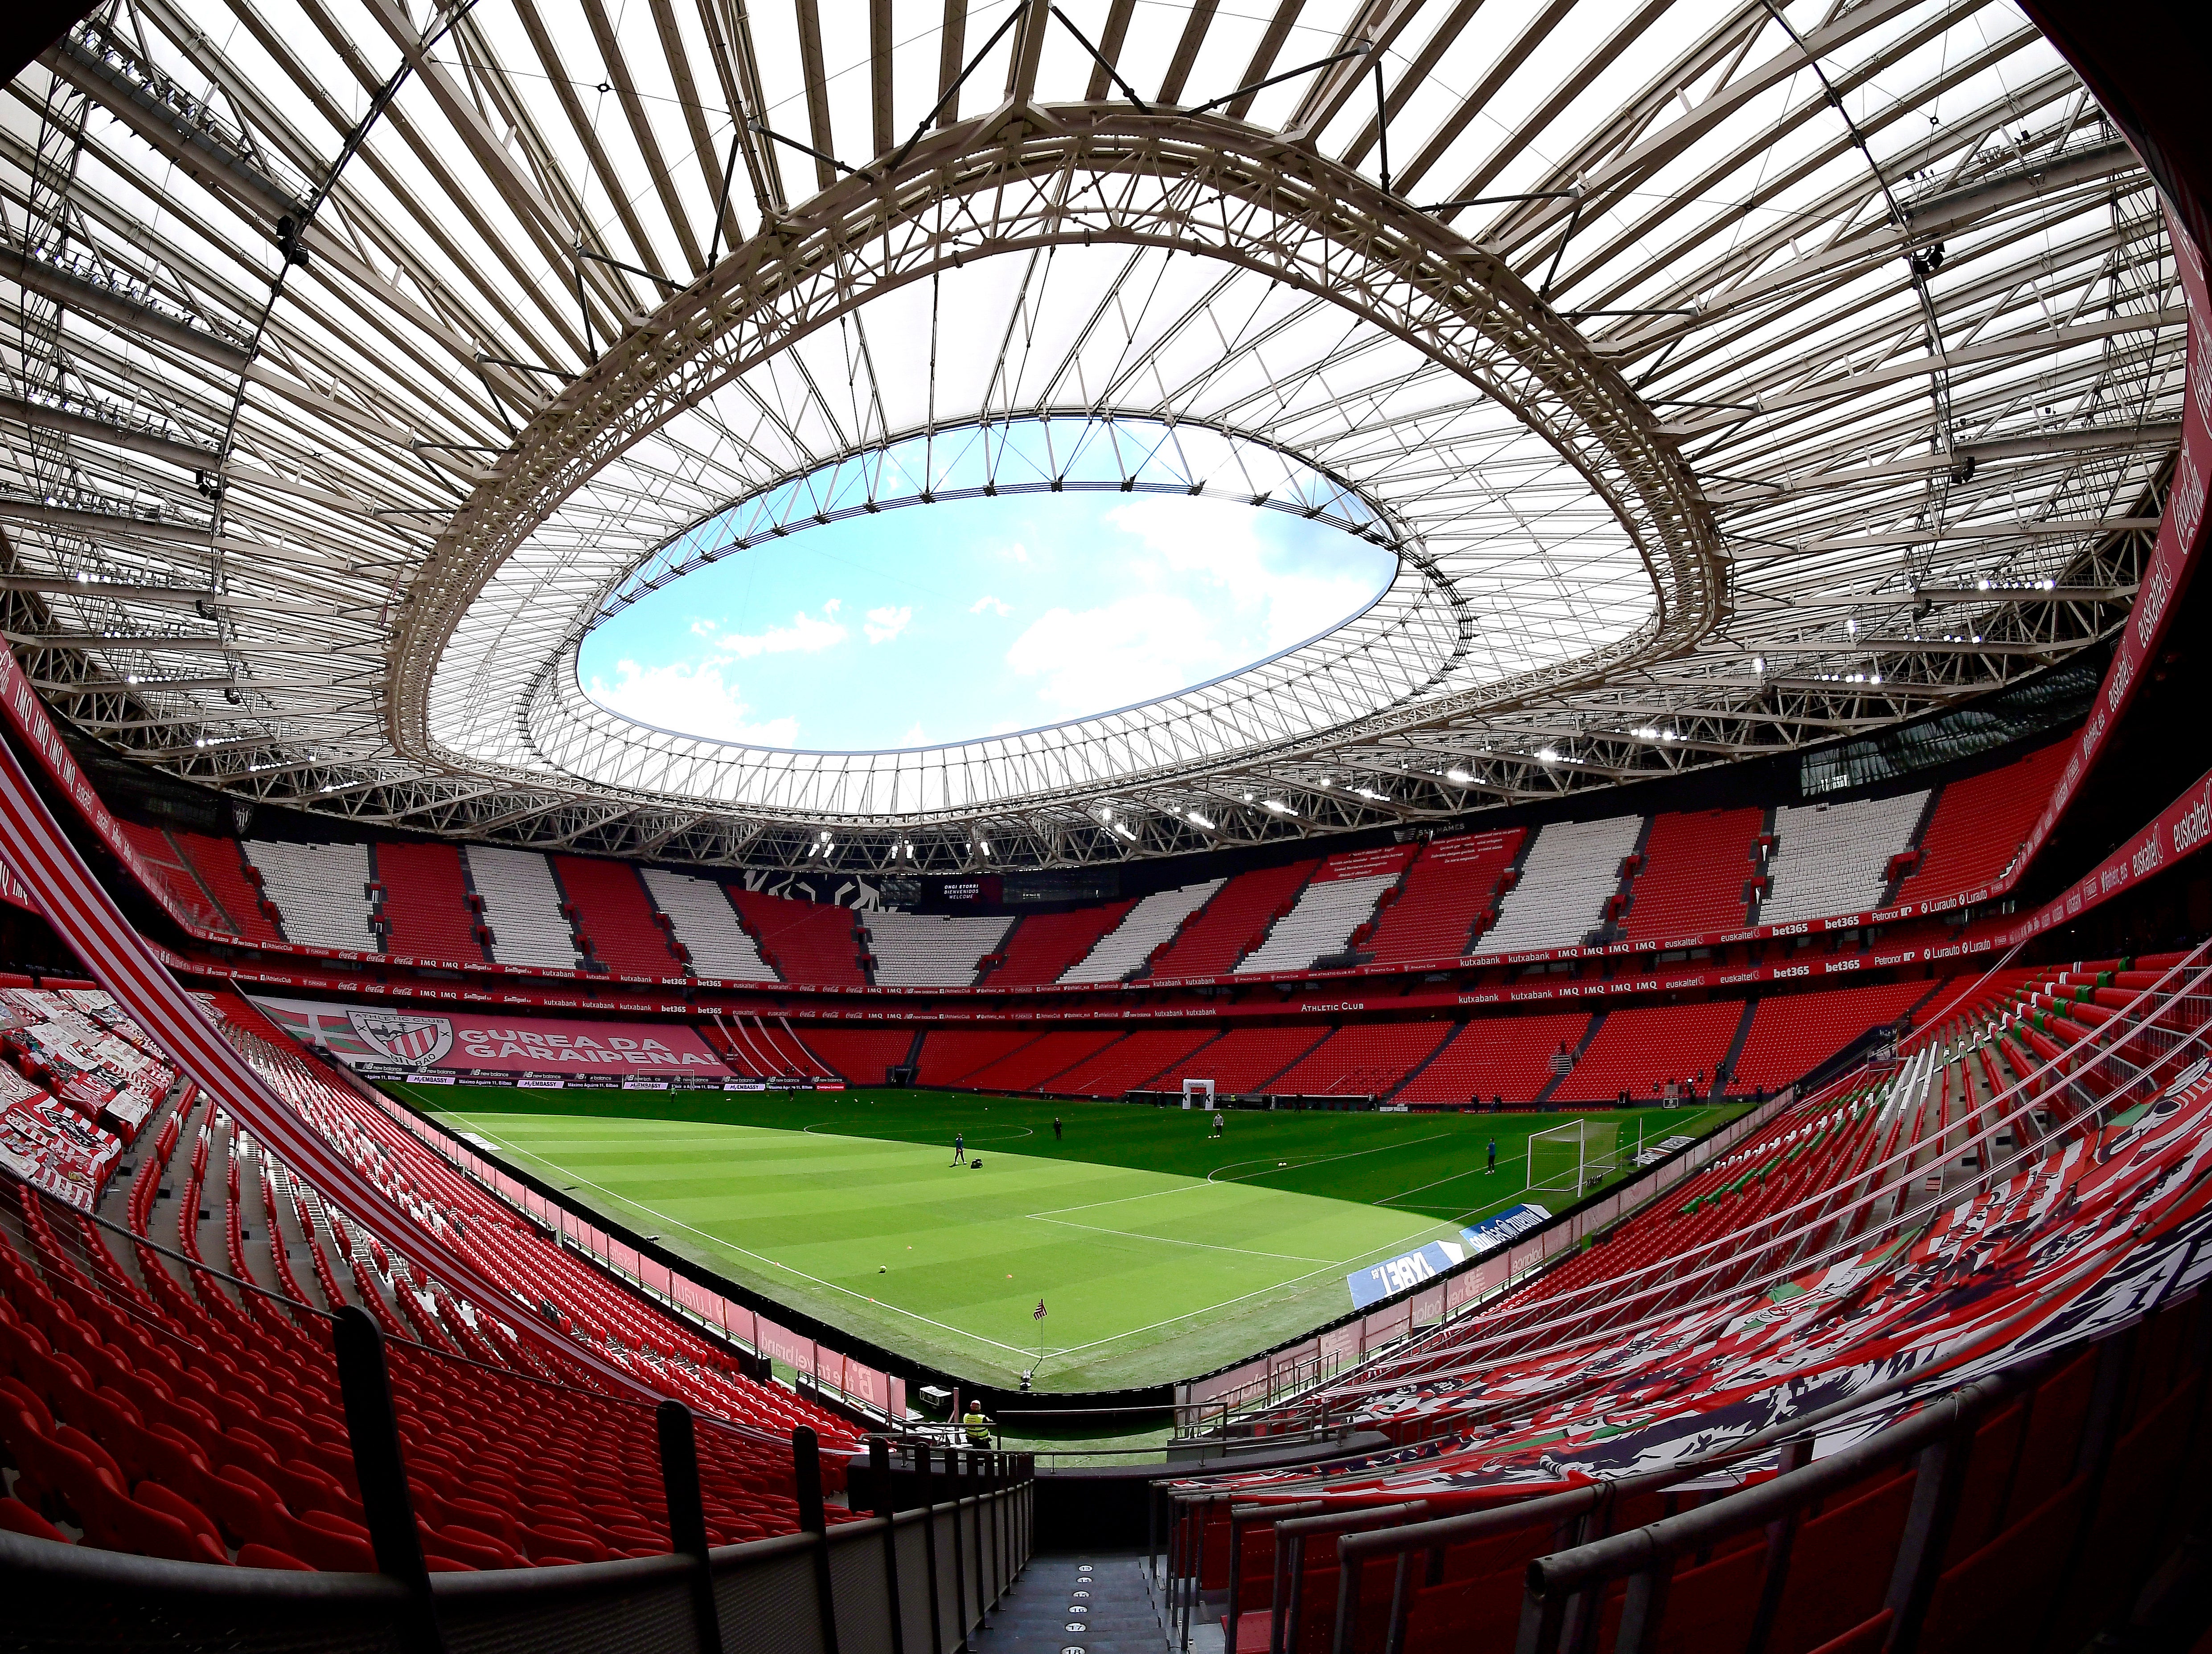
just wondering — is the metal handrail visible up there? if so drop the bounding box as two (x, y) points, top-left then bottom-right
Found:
(1295, 945), (2212, 1404)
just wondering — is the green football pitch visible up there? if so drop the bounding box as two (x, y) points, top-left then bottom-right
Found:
(389, 1085), (1744, 1391)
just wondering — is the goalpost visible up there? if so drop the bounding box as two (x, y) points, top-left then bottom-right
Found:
(1526, 1118), (1623, 1199)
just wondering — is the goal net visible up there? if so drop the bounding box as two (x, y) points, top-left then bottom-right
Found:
(1526, 1119), (1621, 1198)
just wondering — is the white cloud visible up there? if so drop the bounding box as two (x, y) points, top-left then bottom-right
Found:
(1000, 541), (1030, 563)
(688, 617), (718, 638)
(898, 721), (929, 747)
(969, 594), (1011, 617)
(1005, 594), (1228, 713)
(712, 601), (846, 659)
(863, 604), (912, 645)
(1103, 495), (1382, 651)
(586, 659), (799, 748)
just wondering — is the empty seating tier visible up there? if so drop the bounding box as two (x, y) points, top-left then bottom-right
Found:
(1058, 880), (1223, 984)
(1394, 1011), (1594, 1107)
(862, 911), (1015, 987)
(1235, 846), (1409, 974)
(640, 869), (772, 980)
(1552, 1000), (1746, 1102)
(242, 842), (378, 954)
(799, 1029), (916, 1085)
(373, 843), (483, 963)
(551, 856), (681, 979)
(1620, 808), (1762, 942)
(726, 889), (865, 986)
(1362, 830), (1523, 966)
(1729, 979), (1932, 1092)
(1264, 1021), (1454, 1098)
(168, 833), (286, 946)
(985, 903), (1135, 986)
(1148, 863), (1314, 978)
(1761, 791), (1929, 925)
(463, 847), (580, 972)
(1477, 815), (1641, 954)
(1043, 1030), (1218, 1096)
(1896, 741), (2073, 908)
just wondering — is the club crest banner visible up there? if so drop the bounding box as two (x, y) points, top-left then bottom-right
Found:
(250, 995), (731, 1079)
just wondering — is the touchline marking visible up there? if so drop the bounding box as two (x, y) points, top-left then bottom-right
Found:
(439, 1113), (1047, 1363)
(1205, 1132), (1454, 1184)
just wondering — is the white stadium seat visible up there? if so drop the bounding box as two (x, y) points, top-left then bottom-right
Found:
(1477, 815), (1642, 953)
(465, 845), (582, 970)
(862, 911), (1016, 987)
(1235, 859), (1399, 974)
(242, 841), (378, 953)
(1761, 792), (1929, 925)
(640, 868), (774, 980)
(1059, 879), (1226, 984)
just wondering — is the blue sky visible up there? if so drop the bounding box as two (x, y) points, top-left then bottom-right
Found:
(578, 493), (1399, 752)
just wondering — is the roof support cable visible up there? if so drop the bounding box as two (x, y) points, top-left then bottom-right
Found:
(1187, 42), (1372, 119)
(887, 4), (1030, 174)
(1373, 60), (1390, 196)
(705, 132), (743, 266)
(575, 244), (680, 293)
(1049, 6), (1149, 112)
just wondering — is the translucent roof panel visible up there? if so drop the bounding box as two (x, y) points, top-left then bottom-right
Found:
(0, 0), (2181, 870)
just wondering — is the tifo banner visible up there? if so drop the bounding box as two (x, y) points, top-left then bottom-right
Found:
(1349, 1240), (1463, 1310)
(1461, 1202), (1552, 1258)
(249, 995), (731, 1080)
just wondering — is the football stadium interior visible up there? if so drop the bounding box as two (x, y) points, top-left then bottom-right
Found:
(2, 0), (2212, 1647)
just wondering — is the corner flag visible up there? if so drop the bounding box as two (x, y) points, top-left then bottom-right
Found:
(1034, 1299), (1047, 1321)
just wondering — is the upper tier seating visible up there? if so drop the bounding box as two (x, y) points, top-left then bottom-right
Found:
(640, 868), (772, 980)
(1265, 1021), (1454, 1098)
(373, 843), (482, 963)
(1620, 808), (1762, 942)
(1477, 815), (1641, 953)
(985, 903), (1136, 986)
(1394, 1011), (1594, 1107)
(1362, 830), (1523, 966)
(1552, 1000), (1746, 1102)
(552, 856), (681, 978)
(862, 912), (1015, 987)
(1761, 790), (1929, 925)
(463, 847), (580, 972)
(726, 889), (865, 986)
(1234, 847), (1408, 974)
(1149, 863), (1314, 978)
(1058, 880), (1223, 984)
(242, 842), (378, 954)
(1895, 741), (2072, 908)
(115, 823), (224, 932)
(168, 832), (286, 945)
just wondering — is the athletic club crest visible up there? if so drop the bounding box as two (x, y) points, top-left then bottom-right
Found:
(347, 1011), (453, 1069)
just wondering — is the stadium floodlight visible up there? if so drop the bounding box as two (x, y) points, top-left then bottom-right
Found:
(1188, 811), (1215, 829)
(1445, 768), (1473, 784)
(1263, 800), (1293, 815)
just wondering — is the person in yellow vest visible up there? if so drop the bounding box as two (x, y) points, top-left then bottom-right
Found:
(961, 1401), (991, 1448)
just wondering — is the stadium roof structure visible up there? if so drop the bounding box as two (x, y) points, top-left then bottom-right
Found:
(0, 0), (2183, 872)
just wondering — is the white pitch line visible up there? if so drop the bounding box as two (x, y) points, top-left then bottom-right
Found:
(438, 1112), (1048, 1363)
(1204, 1131), (1455, 1185)
(1026, 1213), (1339, 1264)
